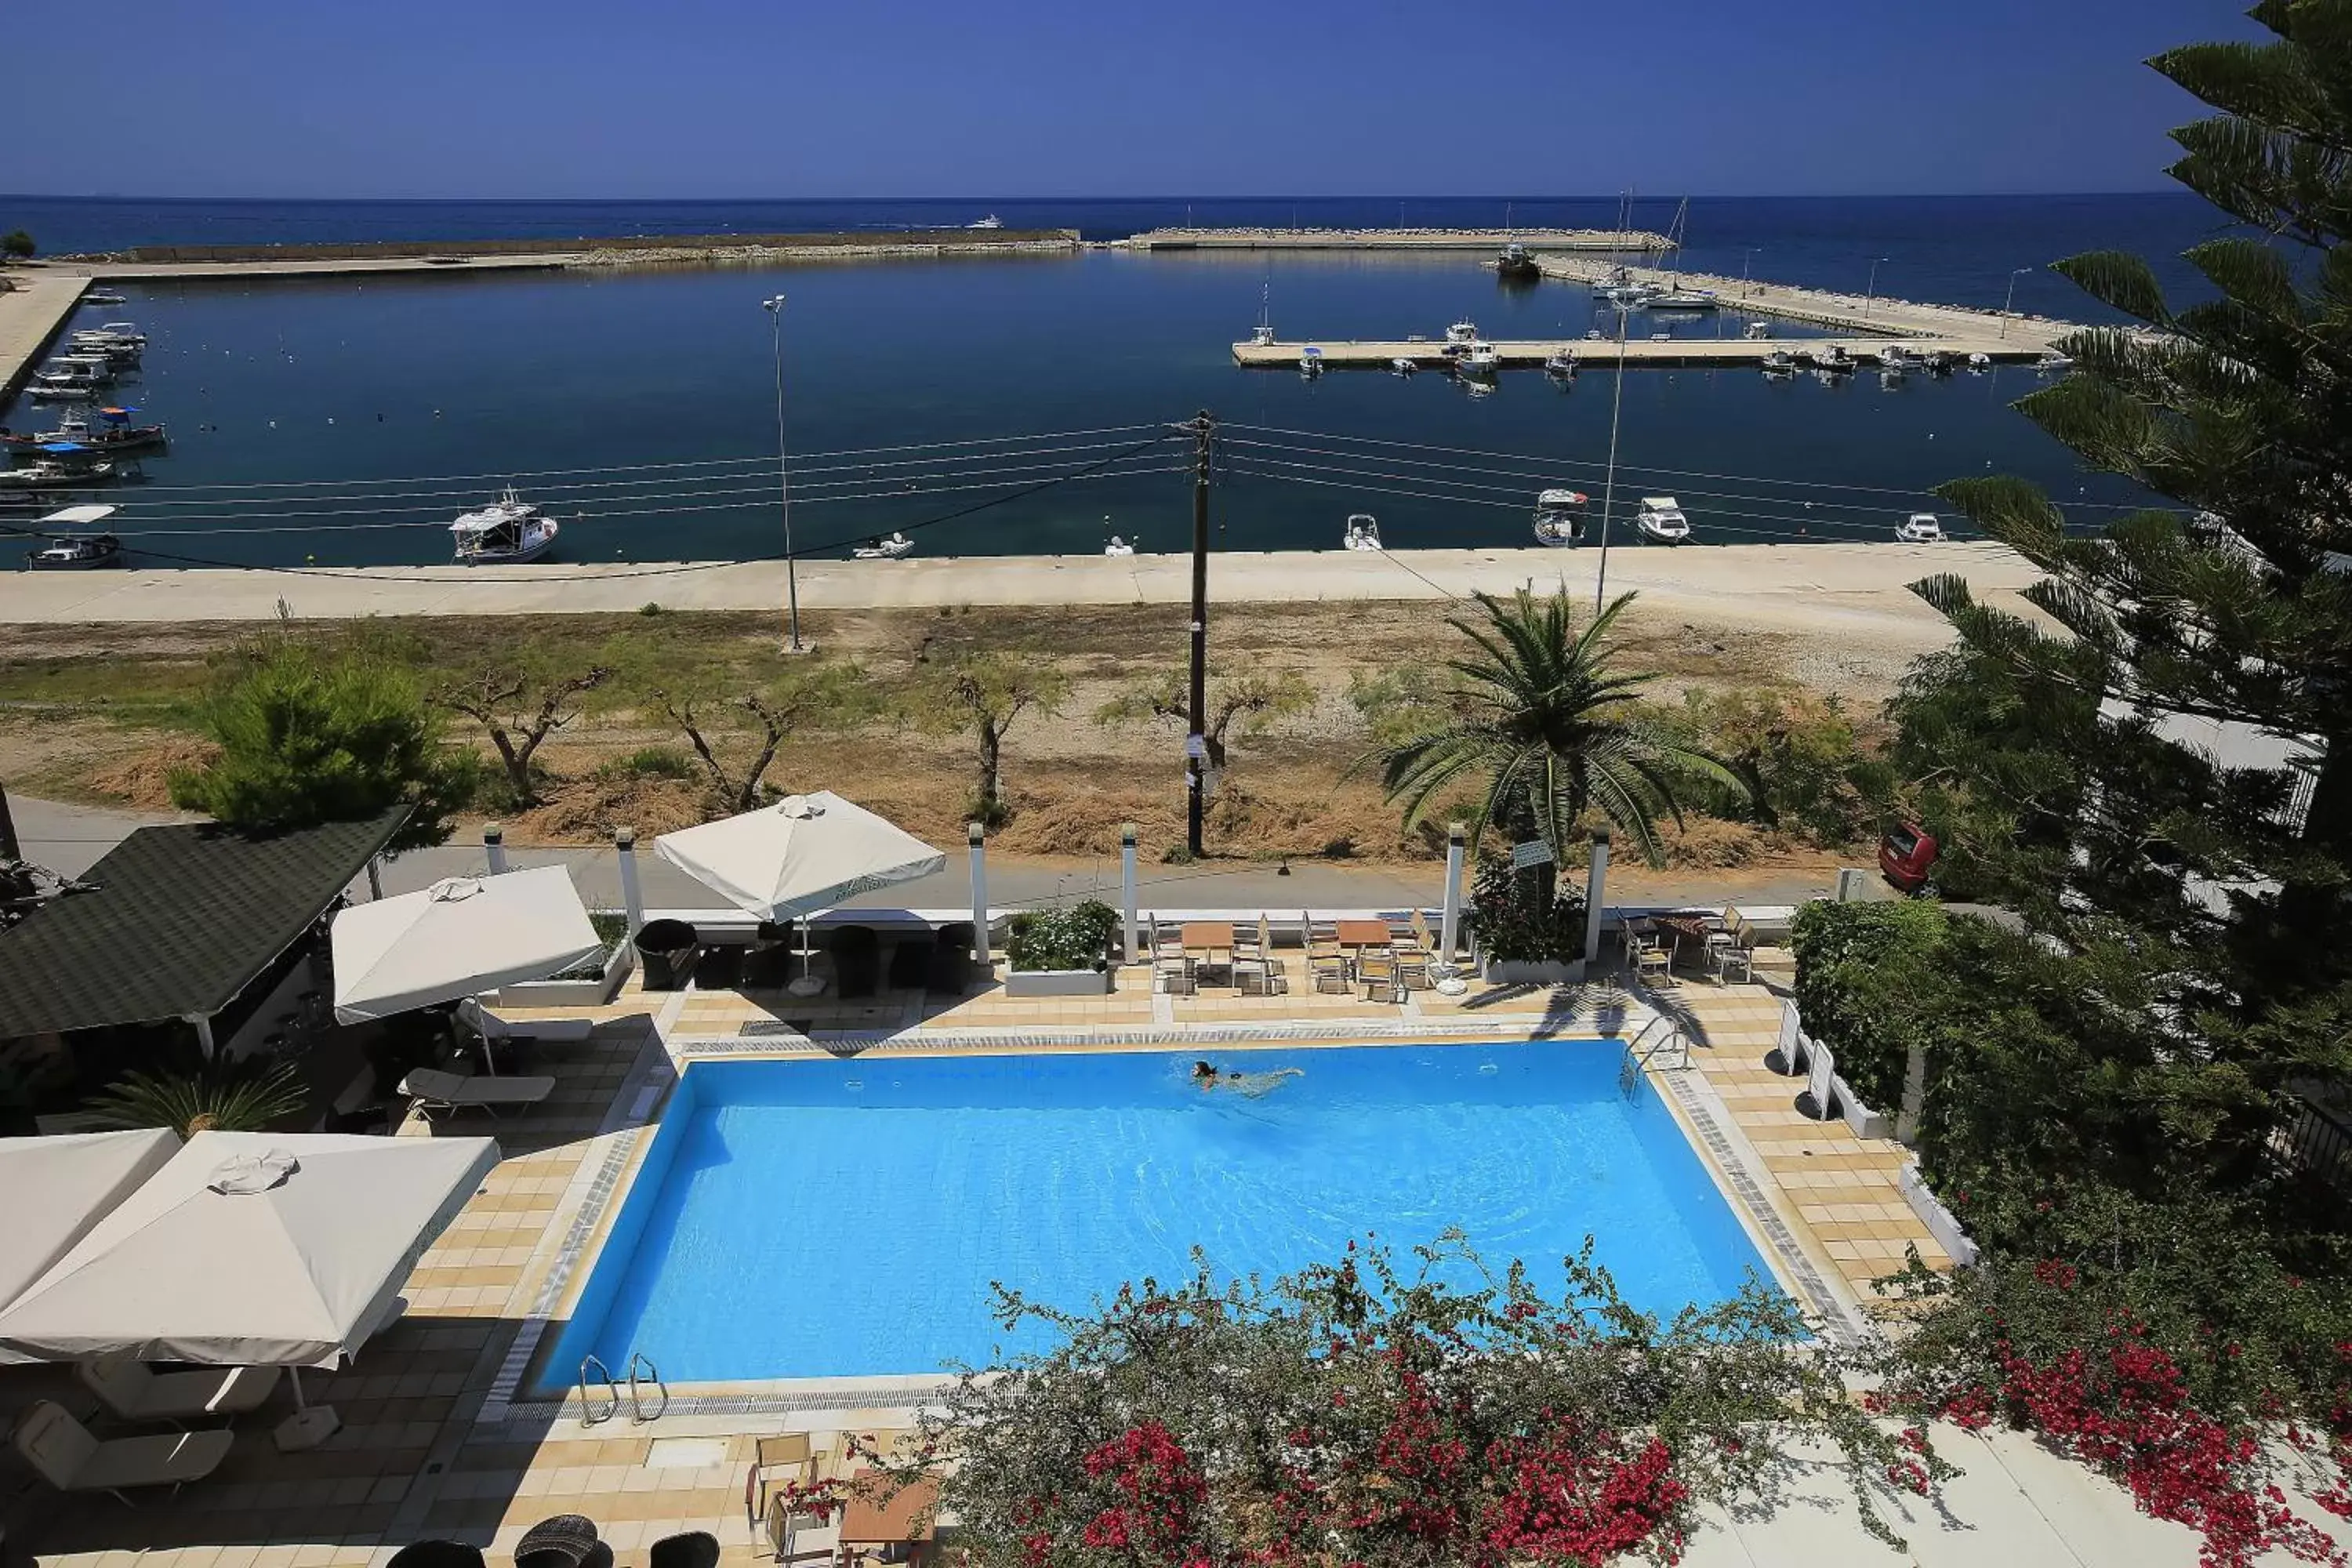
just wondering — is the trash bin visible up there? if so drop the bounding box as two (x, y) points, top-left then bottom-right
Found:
(634, 919), (700, 992)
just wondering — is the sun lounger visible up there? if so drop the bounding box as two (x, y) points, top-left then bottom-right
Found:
(78, 1356), (281, 1425)
(461, 1000), (595, 1044)
(399, 1068), (557, 1119)
(10, 1399), (233, 1502)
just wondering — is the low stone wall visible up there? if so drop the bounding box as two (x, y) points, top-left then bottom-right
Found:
(73, 229), (1080, 264)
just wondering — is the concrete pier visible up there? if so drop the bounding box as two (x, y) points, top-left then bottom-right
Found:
(1125, 227), (1671, 252)
(1531, 255), (2077, 348)
(0, 274), (93, 397)
(1233, 336), (2049, 368)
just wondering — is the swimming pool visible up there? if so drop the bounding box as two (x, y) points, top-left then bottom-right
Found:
(548, 1043), (1775, 1383)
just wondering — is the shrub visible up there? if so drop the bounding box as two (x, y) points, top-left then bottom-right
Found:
(1, 230), (33, 260)
(1006, 900), (1118, 971)
(1465, 854), (1586, 964)
(1789, 898), (1950, 1111)
(89, 1055), (307, 1137)
(596, 745), (699, 782)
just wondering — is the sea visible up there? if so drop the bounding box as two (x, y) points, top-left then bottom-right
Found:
(0, 194), (2226, 568)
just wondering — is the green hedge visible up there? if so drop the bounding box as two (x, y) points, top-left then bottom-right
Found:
(1789, 899), (1951, 1112)
(1006, 900), (1119, 972)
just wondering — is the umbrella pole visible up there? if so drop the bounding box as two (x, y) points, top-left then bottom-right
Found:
(274, 1364), (343, 1452)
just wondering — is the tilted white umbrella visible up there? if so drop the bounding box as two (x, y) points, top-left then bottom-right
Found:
(0, 1131), (497, 1370)
(0, 1129), (180, 1356)
(654, 791), (946, 921)
(330, 866), (601, 1025)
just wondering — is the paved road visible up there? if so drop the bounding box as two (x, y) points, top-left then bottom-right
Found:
(9, 795), (1842, 914)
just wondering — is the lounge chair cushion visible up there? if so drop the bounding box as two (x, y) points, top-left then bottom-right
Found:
(400, 1069), (557, 1107)
(78, 1356), (281, 1421)
(12, 1400), (232, 1494)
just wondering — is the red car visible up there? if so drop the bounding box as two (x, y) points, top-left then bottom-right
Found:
(1880, 821), (1940, 893)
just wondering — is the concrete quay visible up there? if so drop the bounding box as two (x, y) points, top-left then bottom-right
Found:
(0, 274), (93, 397)
(1124, 227), (1671, 252)
(0, 542), (2037, 639)
(1533, 255), (2076, 347)
(1232, 336), (2048, 368)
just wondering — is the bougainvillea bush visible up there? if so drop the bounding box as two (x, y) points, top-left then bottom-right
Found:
(877, 1236), (1941, 1567)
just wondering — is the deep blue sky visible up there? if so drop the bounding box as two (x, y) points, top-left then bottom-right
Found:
(8, 0), (2259, 199)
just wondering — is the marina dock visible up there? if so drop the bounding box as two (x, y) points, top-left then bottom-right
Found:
(1530, 255), (2078, 349)
(0, 274), (92, 399)
(1126, 227), (1671, 252)
(1232, 336), (2049, 368)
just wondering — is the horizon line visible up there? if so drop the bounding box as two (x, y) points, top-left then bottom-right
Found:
(0, 188), (2190, 206)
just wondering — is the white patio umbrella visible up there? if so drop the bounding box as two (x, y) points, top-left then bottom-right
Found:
(0, 1131), (497, 1371)
(330, 866), (601, 1025)
(655, 793), (948, 996)
(0, 1129), (180, 1356)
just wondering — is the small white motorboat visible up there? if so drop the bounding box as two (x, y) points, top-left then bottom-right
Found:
(1105, 535), (1135, 557)
(1968, 351), (1992, 370)
(1762, 349), (1798, 373)
(967, 214), (1004, 230)
(1458, 342), (1500, 376)
(1817, 344), (1856, 372)
(1585, 328), (1605, 341)
(2037, 350), (2074, 372)
(1444, 319), (1480, 345)
(82, 291), (128, 307)
(1876, 346), (1907, 369)
(1743, 321), (1773, 340)
(1637, 496), (1692, 544)
(0, 455), (116, 489)
(1390, 357), (1418, 376)
(852, 531), (915, 559)
(1298, 346), (1324, 377)
(1896, 513), (1946, 543)
(1544, 349), (1579, 377)
(449, 488), (561, 564)
(1343, 514), (1383, 551)
(1532, 488), (1588, 547)
(24, 504), (122, 569)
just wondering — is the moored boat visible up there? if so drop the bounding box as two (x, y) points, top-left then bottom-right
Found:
(1762, 349), (1798, 373)
(1343, 514), (1383, 551)
(1390, 357), (1418, 376)
(967, 215), (1003, 230)
(81, 291), (128, 307)
(852, 532), (914, 559)
(23, 504), (123, 569)
(2037, 350), (2074, 372)
(1444, 319), (1480, 345)
(448, 488), (561, 564)
(1457, 342), (1500, 376)
(1298, 346), (1324, 377)
(0, 408), (168, 454)
(1543, 349), (1579, 377)
(1532, 488), (1588, 547)
(1496, 241), (1541, 280)
(1636, 496), (1692, 543)
(1649, 289), (1719, 310)
(1896, 513), (1946, 543)
(1105, 535), (1135, 557)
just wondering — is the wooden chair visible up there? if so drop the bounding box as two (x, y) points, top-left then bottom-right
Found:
(749, 1433), (819, 1534)
(1392, 947), (1431, 991)
(1356, 953), (1402, 1003)
(1635, 942), (1672, 983)
(1155, 954), (1196, 995)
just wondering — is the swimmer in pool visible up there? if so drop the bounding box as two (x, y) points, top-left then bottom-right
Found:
(1192, 1060), (1304, 1098)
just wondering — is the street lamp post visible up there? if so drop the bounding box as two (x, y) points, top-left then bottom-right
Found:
(2001, 267), (2031, 339)
(1863, 256), (1889, 332)
(1593, 304), (1632, 615)
(1741, 247), (1759, 298)
(761, 295), (804, 653)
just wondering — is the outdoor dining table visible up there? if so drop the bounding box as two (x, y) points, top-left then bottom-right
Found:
(1181, 921), (1234, 985)
(1334, 919), (1393, 953)
(1649, 913), (1724, 971)
(836, 1470), (941, 1566)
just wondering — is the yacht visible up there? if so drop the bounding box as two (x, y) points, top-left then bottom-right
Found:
(1249, 281), (1277, 347)
(1896, 513), (1947, 543)
(1648, 289), (1719, 311)
(853, 532), (915, 559)
(1343, 514), (1383, 551)
(24, 504), (123, 569)
(967, 215), (1004, 230)
(448, 488), (561, 564)
(1390, 357), (1418, 376)
(1532, 488), (1588, 547)
(1444, 319), (1480, 345)
(1104, 535), (1135, 557)
(1496, 241), (1540, 280)
(1298, 346), (1324, 377)
(1543, 349), (1579, 377)
(1636, 496), (1692, 544)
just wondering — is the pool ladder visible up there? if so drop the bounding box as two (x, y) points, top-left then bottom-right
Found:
(1617, 1017), (1691, 1098)
(578, 1352), (668, 1426)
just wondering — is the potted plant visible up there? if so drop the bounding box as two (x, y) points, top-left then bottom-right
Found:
(1467, 854), (1588, 984)
(1004, 899), (1120, 996)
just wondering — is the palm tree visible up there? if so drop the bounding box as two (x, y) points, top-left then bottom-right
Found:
(88, 1058), (308, 1138)
(1374, 588), (1737, 869)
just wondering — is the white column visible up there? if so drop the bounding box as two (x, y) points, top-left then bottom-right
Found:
(483, 823), (509, 875)
(1120, 823), (1139, 962)
(968, 822), (989, 964)
(1439, 822), (1466, 961)
(1582, 829), (1611, 967)
(188, 1013), (216, 1060)
(615, 827), (644, 934)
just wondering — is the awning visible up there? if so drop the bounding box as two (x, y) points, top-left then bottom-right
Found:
(654, 792), (946, 923)
(0, 1131), (497, 1368)
(0, 1130), (180, 1343)
(330, 866), (601, 1024)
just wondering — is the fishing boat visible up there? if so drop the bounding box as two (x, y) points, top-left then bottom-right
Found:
(448, 488), (561, 564)
(0, 452), (118, 489)
(852, 532), (914, 559)
(1918, 349), (1955, 376)
(1544, 349), (1579, 377)
(0, 408), (168, 453)
(1896, 513), (1946, 543)
(1390, 357), (1418, 376)
(1496, 241), (1541, 281)
(1105, 535), (1135, 557)
(1636, 496), (1692, 544)
(967, 215), (1004, 230)
(24, 504), (123, 569)
(1298, 346), (1324, 377)
(1817, 344), (1856, 372)
(1457, 342), (1500, 376)
(1532, 488), (1588, 547)
(1762, 349), (1798, 373)
(1343, 514), (1383, 551)
(1444, 319), (1480, 345)
(1875, 346), (1907, 369)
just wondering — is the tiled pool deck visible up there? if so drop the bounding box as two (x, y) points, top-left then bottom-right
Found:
(2, 957), (1947, 1568)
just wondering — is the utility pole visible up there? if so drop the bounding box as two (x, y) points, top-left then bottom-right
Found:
(762, 295), (806, 653)
(1186, 411), (1214, 858)
(1594, 307), (1630, 614)
(2002, 267), (2031, 339)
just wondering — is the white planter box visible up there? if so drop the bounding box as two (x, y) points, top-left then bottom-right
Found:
(1004, 967), (1112, 997)
(1480, 958), (1586, 986)
(490, 942), (635, 1009)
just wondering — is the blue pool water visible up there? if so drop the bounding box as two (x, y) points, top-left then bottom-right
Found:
(550, 1044), (1774, 1382)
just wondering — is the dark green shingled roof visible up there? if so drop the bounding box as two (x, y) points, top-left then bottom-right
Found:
(0, 809), (406, 1037)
